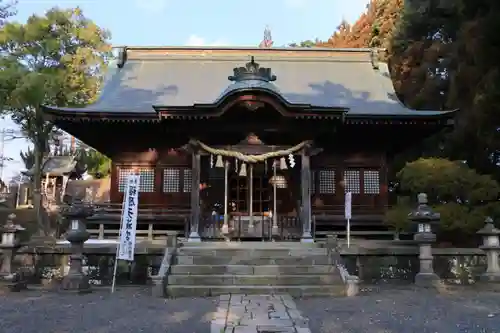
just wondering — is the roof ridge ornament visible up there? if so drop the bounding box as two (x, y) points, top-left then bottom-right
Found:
(228, 56), (277, 82)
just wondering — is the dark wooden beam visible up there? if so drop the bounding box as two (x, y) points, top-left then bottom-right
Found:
(300, 151), (313, 242)
(188, 149), (201, 241)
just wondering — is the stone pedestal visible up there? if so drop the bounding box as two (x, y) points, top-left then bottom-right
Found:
(0, 214), (25, 274)
(60, 200), (93, 294)
(409, 193), (440, 287)
(477, 217), (500, 283)
(0, 214), (27, 291)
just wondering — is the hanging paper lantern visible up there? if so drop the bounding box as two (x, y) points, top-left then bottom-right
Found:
(279, 157), (288, 170)
(215, 155), (224, 168)
(239, 163), (247, 177)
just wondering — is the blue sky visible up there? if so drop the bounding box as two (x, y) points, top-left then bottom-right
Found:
(1, 0), (370, 180)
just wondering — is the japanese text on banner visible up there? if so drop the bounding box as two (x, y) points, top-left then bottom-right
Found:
(117, 175), (140, 261)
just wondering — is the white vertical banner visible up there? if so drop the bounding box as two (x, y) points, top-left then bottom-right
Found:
(117, 174), (140, 261)
(345, 192), (352, 248)
(345, 192), (352, 220)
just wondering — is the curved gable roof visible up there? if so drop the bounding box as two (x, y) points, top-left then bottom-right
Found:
(43, 47), (455, 118)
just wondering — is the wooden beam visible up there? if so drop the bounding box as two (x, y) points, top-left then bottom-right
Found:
(188, 149), (201, 242)
(300, 151), (313, 242)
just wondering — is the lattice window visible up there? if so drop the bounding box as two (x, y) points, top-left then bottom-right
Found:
(118, 169), (132, 192)
(163, 169), (180, 193)
(183, 169), (192, 193)
(318, 169), (336, 194)
(118, 168), (155, 192)
(138, 169), (155, 192)
(363, 170), (380, 194)
(344, 170), (360, 194)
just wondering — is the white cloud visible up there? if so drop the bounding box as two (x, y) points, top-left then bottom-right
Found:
(185, 34), (230, 46)
(283, 0), (307, 8)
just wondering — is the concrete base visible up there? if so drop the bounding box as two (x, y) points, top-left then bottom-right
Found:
(300, 232), (314, 243)
(60, 274), (92, 294)
(187, 231), (201, 242)
(345, 276), (360, 297)
(479, 272), (500, 283)
(414, 272), (440, 288)
(151, 276), (165, 297)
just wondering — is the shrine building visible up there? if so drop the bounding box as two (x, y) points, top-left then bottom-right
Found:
(42, 46), (456, 242)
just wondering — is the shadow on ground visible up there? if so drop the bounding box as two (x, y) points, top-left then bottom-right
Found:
(297, 287), (500, 333)
(0, 287), (217, 333)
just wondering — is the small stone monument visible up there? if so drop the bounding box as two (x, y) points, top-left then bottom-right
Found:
(0, 213), (27, 291)
(477, 217), (500, 283)
(0, 214), (25, 276)
(60, 199), (93, 293)
(408, 193), (440, 287)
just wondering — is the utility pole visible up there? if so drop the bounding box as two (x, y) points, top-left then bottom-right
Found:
(0, 128), (17, 181)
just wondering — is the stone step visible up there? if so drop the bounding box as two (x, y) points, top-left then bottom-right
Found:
(168, 274), (341, 286)
(170, 264), (337, 275)
(177, 248), (327, 257)
(175, 255), (330, 265)
(165, 285), (346, 298)
(180, 241), (322, 249)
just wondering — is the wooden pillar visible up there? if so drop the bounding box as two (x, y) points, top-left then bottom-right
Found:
(301, 150), (313, 242)
(188, 149), (201, 242)
(222, 161), (229, 234)
(249, 164), (254, 227)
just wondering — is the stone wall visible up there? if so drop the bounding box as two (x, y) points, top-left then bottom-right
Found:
(341, 247), (487, 285)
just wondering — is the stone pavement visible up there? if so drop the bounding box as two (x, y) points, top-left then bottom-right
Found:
(211, 294), (311, 333)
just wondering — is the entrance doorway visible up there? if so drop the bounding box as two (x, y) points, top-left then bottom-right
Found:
(199, 155), (303, 241)
(229, 166), (271, 215)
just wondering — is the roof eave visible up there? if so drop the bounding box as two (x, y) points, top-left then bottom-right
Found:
(153, 87), (349, 119)
(41, 105), (159, 122)
(344, 109), (458, 125)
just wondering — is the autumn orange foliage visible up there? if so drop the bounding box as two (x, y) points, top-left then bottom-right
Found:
(317, 0), (403, 49)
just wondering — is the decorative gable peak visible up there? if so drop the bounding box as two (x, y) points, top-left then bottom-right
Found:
(228, 56), (277, 82)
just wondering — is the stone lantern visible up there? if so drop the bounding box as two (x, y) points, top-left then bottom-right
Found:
(408, 193), (440, 287)
(477, 217), (500, 282)
(60, 199), (93, 293)
(0, 213), (25, 277)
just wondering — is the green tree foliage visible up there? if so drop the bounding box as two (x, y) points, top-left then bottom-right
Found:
(385, 158), (500, 244)
(0, 7), (111, 234)
(77, 149), (111, 178)
(19, 148), (34, 170)
(0, 0), (16, 26)
(389, 0), (500, 178)
(288, 40), (317, 48)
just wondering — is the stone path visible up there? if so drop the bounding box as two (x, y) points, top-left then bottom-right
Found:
(211, 294), (311, 333)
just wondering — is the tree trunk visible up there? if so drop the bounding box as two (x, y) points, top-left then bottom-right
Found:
(33, 139), (47, 236)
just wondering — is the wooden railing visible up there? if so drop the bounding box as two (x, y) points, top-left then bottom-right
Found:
(86, 203), (190, 240)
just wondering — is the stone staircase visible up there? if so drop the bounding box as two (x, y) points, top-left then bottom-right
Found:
(165, 242), (348, 297)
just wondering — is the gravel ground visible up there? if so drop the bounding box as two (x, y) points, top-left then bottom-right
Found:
(297, 287), (500, 333)
(3, 286), (500, 333)
(0, 287), (216, 333)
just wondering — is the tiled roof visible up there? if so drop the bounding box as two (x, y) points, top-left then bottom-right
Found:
(44, 47), (454, 117)
(24, 156), (77, 176)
